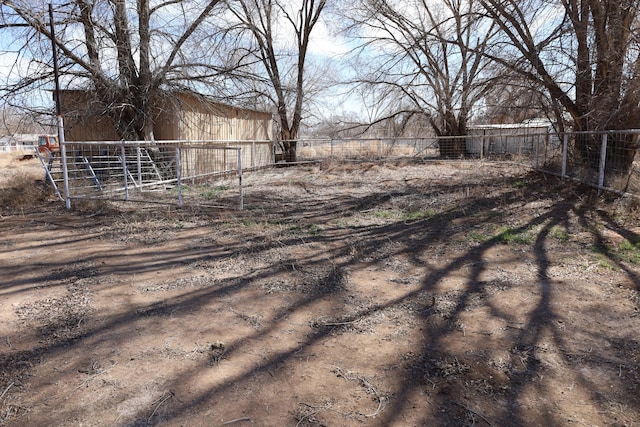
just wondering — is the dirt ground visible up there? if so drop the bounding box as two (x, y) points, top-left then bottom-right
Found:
(1, 152), (639, 426)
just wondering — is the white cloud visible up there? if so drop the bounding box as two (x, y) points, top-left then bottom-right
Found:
(308, 20), (351, 58)
(0, 33), (24, 80)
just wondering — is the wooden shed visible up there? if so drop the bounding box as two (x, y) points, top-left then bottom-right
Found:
(57, 91), (275, 180)
(58, 90), (273, 142)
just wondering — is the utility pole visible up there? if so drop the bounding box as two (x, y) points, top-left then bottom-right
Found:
(49, 3), (70, 209)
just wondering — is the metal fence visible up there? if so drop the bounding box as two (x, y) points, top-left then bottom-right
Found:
(293, 137), (440, 160)
(293, 131), (640, 197)
(44, 131), (640, 209)
(534, 130), (640, 196)
(291, 134), (550, 161)
(45, 140), (273, 209)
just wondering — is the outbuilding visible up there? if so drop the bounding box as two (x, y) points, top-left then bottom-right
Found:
(58, 90), (273, 143)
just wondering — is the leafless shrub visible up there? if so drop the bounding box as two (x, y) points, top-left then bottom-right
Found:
(0, 173), (49, 212)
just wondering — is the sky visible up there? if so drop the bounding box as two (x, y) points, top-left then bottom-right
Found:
(0, 1), (363, 120)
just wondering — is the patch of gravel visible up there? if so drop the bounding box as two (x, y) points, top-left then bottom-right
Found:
(0, 350), (38, 425)
(47, 261), (99, 282)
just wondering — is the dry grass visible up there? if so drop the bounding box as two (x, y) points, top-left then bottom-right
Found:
(1, 160), (640, 426)
(0, 153), (48, 212)
(0, 173), (50, 213)
(0, 153), (118, 216)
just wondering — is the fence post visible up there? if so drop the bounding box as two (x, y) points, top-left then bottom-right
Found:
(535, 133), (540, 169)
(120, 143), (129, 201)
(598, 133), (607, 193)
(518, 134), (523, 158)
(237, 147), (243, 210)
(136, 144), (142, 186)
(331, 139), (334, 158)
(176, 146), (183, 206)
(59, 136), (71, 210)
(271, 140), (276, 164)
(562, 134), (568, 177)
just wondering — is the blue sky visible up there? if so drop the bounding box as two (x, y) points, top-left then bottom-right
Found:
(1, 12), (363, 116)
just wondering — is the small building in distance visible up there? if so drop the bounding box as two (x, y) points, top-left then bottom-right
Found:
(466, 120), (556, 157)
(0, 134), (41, 151)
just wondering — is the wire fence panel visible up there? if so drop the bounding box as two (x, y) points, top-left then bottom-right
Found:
(294, 138), (440, 161)
(464, 131), (560, 164)
(50, 140), (272, 209)
(293, 131), (640, 198)
(466, 129), (640, 197)
(548, 130), (640, 195)
(46, 131), (640, 208)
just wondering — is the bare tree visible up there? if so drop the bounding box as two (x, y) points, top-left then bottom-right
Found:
(480, 0), (640, 170)
(226, 0), (327, 162)
(477, 68), (556, 125)
(346, 0), (498, 157)
(0, 105), (52, 135)
(0, 0), (242, 141)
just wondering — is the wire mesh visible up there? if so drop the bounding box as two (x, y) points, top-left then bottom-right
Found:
(47, 130), (640, 208)
(293, 138), (440, 161)
(552, 130), (640, 194)
(293, 131), (640, 198)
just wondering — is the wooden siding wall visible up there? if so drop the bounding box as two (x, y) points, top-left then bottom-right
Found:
(176, 96), (272, 142)
(154, 107), (181, 141)
(64, 116), (121, 142)
(179, 141), (273, 178)
(60, 91), (273, 143)
(59, 91), (121, 142)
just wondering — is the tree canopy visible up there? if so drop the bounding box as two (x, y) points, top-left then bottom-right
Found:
(1, 0), (240, 140)
(481, 0), (640, 132)
(344, 0), (498, 156)
(225, 0), (328, 161)
(2, 0), (640, 159)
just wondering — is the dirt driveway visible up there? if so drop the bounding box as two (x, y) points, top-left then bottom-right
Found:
(1, 156), (639, 426)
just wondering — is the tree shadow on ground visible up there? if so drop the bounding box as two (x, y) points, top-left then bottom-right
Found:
(1, 163), (639, 426)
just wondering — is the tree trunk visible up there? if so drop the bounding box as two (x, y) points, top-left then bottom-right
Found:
(282, 140), (297, 162)
(436, 110), (467, 158)
(280, 128), (297, 163)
